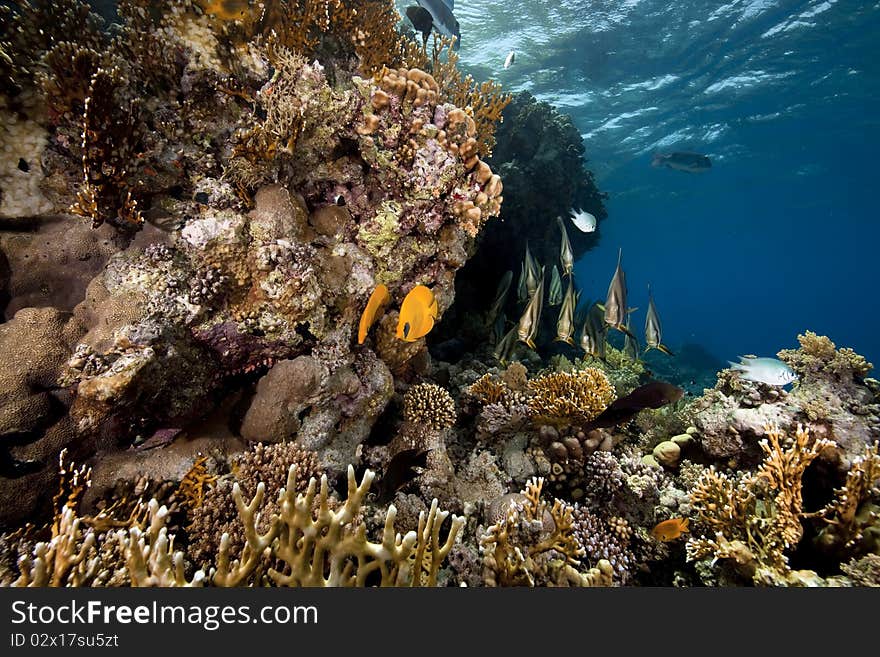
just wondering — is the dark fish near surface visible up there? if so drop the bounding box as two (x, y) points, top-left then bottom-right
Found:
(651, 151), (712, 173)
(415, 0), (461, 49)
(377, 448), (430, 503)
(406, 6), (434, 44)
(583, 381), (684, 431)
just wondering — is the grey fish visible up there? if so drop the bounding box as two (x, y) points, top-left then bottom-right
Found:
(415, 0), (461, 50)
(548, 265), (563, 306)
(651, 151), (712, 173)
(728, 357), (798, 386)
(602, 248), (637, 339)
(489, 270), (513, 322)
(644, 285), (673, 356)
(555, 276), (577, 345)
(493, 324), (519, 364)
(579, 301), (607, 360)
(624, 314), (640, 361)
(517, 266), (544, 350)
(557, 215), (574, 277)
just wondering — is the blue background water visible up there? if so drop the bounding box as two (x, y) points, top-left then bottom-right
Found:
(404, 0), (879, 368)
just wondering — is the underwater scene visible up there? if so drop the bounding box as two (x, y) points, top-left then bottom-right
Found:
(0, 0), (877, 587)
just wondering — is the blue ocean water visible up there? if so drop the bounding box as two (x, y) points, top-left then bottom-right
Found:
(426, 0), (879, 367)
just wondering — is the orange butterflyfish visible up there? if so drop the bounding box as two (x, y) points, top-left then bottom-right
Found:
(651, 517), (690, 542)
(396, 285), (439, 342)
(357, 284), (390, 344)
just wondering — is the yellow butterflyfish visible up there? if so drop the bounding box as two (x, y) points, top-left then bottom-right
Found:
(357, 284), (390, 344)
(396, 285), (439, 342)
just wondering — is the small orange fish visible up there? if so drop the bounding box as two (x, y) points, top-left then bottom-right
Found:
(199, 0), (250, 21)
(357, 284), (390, 344)
(651, 517), (690, 542)
(396, 285), (439, 342)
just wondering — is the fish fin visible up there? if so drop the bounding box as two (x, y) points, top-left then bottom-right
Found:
(596, 303), (605, 311)
(658, 344), (674, 356)
(681, 518), (690, 533)
(626, 306), (639, 314)
(618, 324), (637, 340)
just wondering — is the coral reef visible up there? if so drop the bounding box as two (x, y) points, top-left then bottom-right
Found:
(431, 90), (607, 351)
(479, 477), (614, 586)
(527, 368), (615, 426)
(402, 383), (457, 430)
(0, 0), (511, 519)
(686, 424), (834, 586)
(2, 450), (462, 587)
(689, 332), (879, 476)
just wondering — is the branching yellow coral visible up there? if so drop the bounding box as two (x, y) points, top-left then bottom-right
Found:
(480, 477), (613, 587)
(7, 458), (462, 588)
(811, 441), (880, 554)
(467, 373), (508, 405)
(215, 465), (463, 586)
(527, 368), (615, 426)
(686, 423), (835, 585)
(178, 455), (218, 510)
(778, 331), (873, 380)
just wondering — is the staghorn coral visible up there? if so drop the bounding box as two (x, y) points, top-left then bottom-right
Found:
(479, 477), (614, 587)
(527, 368), (615, 426)
(686, 424), (834, 585)
(402, 382), (457, 429)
